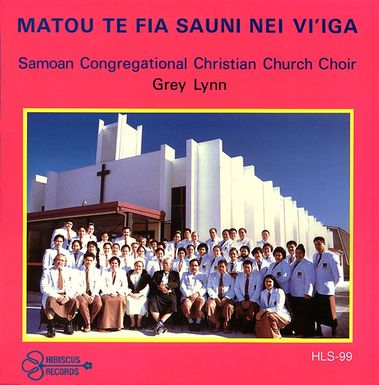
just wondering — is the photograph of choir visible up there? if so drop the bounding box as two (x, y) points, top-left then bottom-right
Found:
(40, 220), (343, 339)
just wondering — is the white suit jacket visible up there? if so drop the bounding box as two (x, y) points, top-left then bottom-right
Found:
(100, 268), (129, 296)
(206, 271), (235, 300)
(180, 271), (207, 301)
(50, 227), (77, 249)
(114, 236), (136, 247)
(234, 271), (263, 303)
(259, 287), (291, 321)
(312, 251), (341, 295)
(76, 266), (102, 296)
(42, 248), (69, 270)
(289, 258), (315, 297)
(266, 260), (291, 293)
(40, 266), (76, 308)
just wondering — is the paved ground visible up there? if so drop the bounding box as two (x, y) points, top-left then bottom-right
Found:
(26, 281), (350, 340)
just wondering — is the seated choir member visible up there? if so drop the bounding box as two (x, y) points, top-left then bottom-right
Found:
(149, 258), (180, 335)
(125, 258), (151, 330)
(265, 246), (291, 294)
(40, 253), (78, 337)
(180, 258), (207, 331)
(75, 252), (102, 332)
(42, 234), (69, 270)
(288, 244), (315, 337)
(206, 259), (235, 333)
(98, 256), (129, 331)
(172, 247), (189, 278)
(234, 259), (263, 333)
(255, 275), (291, 338)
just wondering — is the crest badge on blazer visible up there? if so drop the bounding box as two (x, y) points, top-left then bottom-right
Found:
(297, 271), (302, 278)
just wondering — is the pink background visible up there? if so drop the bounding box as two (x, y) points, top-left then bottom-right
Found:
(1, 0), (378, 383)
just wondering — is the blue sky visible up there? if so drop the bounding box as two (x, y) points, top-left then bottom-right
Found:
(27, 112), (350, 231)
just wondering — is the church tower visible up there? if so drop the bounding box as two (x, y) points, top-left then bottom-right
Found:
(95, 113), (142, 164)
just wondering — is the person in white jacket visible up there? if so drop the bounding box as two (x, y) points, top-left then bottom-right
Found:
(312, 236), (342, 337)
(40, 253), (78, 337)
(234, 259), (263, 333)
(98, 256), (129, 331)
(289, 244), (315, 337)
(255, 274), (291, 338)
(180, 259), (207, 331)
(206, 259), (235, 333)
(75, 252), (102, 332)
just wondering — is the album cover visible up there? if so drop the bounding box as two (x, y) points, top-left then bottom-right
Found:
(0, 0), (377, 384)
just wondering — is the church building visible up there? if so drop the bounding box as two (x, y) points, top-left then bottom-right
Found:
(28, 113), (333, 287)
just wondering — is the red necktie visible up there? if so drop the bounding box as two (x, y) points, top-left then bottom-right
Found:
(112, 271), (116, 285)
(244, 274), (250, 300)
(218, 273), (224, 298)
(58, 268), (63, 290)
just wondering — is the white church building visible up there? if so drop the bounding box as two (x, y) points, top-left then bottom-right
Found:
(29, 113), (333, 257)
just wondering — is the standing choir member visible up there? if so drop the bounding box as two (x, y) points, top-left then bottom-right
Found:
(266, 247), (291, 294)
(255, 229), (271, 248)
(172, 247), (189, 278)
(42, 234), (69, 270)
(180, 259), (207, 331)
(234, 259), (263, 333)
(98, 256), (129, 331)
(251, 247), (270, 279)
(255, 275), (291, 338)
(236, 228), (254, 252)
(205, 228), (222, 254)
(206, 259), (235, 333)
(288, 244), (315, 337)
(197, 243), (210, 275)
(286, 240), (297, 265)
(115, 227), (136, 247)
(262, 243), (275, 264)
(227, 247), (242, 278)
(67, 240), (84, 268)
(149, 258), (180, 335)
(126, 258), (150, 330)
(40, 253), (78, 337)
(166, 231), (181, 259)
(50, 220), (76, 250)
(312, 236), (342, 337)
(75, 252), (102, 332)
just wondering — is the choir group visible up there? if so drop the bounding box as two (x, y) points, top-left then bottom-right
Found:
(40, 220), (342, 338)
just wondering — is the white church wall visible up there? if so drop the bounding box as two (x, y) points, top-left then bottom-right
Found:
(230, 157), (245, 232)
(158, 144), (175, 220)
(273, 187), (286, 247)
(283, 197), (295, 243)
(242, 165), (255, 241)
(250, 174), (265, 245)
(186, 140), (199, 232)
(44, 171), (58, 210)
(262, 181), (276, 244)
(189, 139), (222, 240)
(29, 175), (47, 212)
(171, 158), (186, 187)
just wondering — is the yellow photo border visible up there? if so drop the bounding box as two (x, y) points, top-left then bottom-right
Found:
(23, 108), (353, 343)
